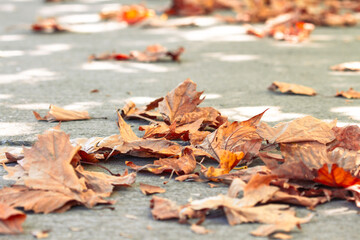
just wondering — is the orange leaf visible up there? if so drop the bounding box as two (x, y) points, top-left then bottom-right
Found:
(206, 150), (244, 178)
(0, 203), (26, 234)
(314, 164), (360, 188)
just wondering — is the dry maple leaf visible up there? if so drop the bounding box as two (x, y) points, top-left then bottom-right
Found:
(33, 105), (90, 122)
(158, 78), (204, 124)
(0, 127), (135, 213)
(336, 88), (360, 99)
(268, 81), (316, 96)
(257, 116), (336, 144)
(331, 62), (360, 71)
(126, 147), (196, 175)
(139, 183), (166, 195)
(0, 203), (26, 234)
(198, 110), (266, 162)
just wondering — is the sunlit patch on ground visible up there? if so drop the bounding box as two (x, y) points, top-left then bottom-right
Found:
(10, 103), (50, 110)
(0, 4), (15, 12)
(63, 101), (102, 111)
(0, 122), (35, 136)
(331, 106), (360, 121)
(220, 106), (305, 122)
(0, 35), (24, 41)
(58, 14), (101, 24)
(203, 52), (259, 62)
(82, 62), (138, 73)
(0, 94), (12, 100)
(68, 22), (127, 33)
(28, 43), (72, 56)
(38, 4), (90, 16)
(181, 25), (256, 42)
(203, 93), (222, 100)
(0, 50), (24, 58)
(126, 62), (172, 73)
(110, 96), (156, 106)
(0, 68), (56, 84)
(272, 41), (324, 48)
(329, 71), (360, 76)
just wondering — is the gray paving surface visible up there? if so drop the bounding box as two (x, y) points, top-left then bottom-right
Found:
(1, 0), (360, 239)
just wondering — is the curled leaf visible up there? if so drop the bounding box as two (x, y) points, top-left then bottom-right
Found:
(33, 105), (90, 122)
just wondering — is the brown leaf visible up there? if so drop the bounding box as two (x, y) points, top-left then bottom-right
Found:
(328, 125), (360, 151)
(158, 79), (204, 124)
(140, 119), (203, 141)
(32, 18), (67, 33)
(190, 224), (213, 235)
(198, 110), (266, 162)
(76, 166), (136, 197)
(336, 88), (360, 99)
(126, 147), (196, 175)
(139, 183), (166, 195)
(130, 45), (184, 62)
(0, 147), (23, 164)
(257, 116), (336, 144)
(331, 62), (360, 71)
(33, 105), (90, 122)
(0, 127), (132, 213)
(150, 196), (180, 220)
(0, 203), (26, 234)
(268, 81), (316, 96)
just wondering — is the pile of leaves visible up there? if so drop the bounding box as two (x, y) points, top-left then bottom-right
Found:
(3, 79), (360, 238)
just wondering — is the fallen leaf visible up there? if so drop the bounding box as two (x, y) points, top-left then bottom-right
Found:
(328, 125), (360, 151)
(139, 183), (166, 195)
(0, 147), (23, 164)
(257, 116), (336, 144)
(150, 196), (180, 220)
(268, 81), (316, 96)
(190, 224), (213, 234)
(0, 127), (135, 213)
(126, 147), (196, 175)
(0, 203), (26, 234)
(32, 18), (67, 33)
(198, 110), (266, 162)
(158, 79), (204, 124)
(90, 45), (184, 62)
(336, 88), (360, 99)
(315, 164), (360, 188)
(331, 62), (360, 71)
(99, 4), (155, 25)
(33, 105), (91, 122)
(206, 149), (244, 178)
